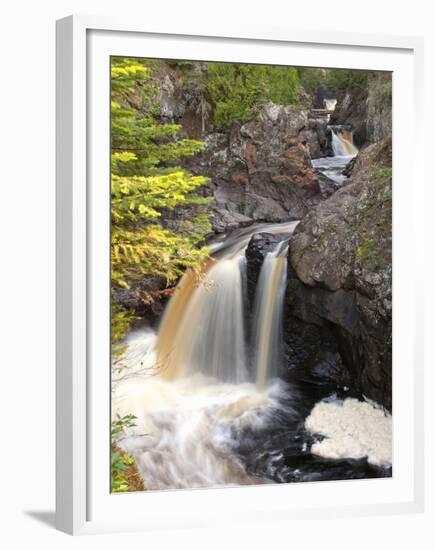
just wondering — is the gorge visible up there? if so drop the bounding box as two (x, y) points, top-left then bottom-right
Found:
(111, 60), (393, 492)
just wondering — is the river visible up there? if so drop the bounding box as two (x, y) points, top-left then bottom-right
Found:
(112, 127), (392, 492)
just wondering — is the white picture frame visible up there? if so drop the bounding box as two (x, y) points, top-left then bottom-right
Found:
(56, 15), (425, 535)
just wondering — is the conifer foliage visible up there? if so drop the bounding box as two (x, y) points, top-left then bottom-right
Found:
(206, 63), (300, 127)
(111, 58), (211, 340)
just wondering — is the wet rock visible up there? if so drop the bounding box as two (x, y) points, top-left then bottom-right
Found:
(283, 263), (353, 394)
(298, 118), (330, 159)
(153, 62), (334, 233)
(286, 138), (392, 410)
(112, 276), (172, 328)
(245, 232), (287, 310)
(182, 103), (329, 233)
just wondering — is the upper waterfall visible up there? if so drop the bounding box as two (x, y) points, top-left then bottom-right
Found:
(324, 98), (337, 111)
(330, 127), (358, 157)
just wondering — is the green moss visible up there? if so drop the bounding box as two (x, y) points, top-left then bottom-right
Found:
(356, 237), (380, 271)
(352, 154), (392, 274)
(372, 166), (392, 181)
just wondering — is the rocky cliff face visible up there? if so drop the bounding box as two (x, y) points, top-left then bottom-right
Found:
(366, 73), (392, 143)
(330, 73), (392, 147)
(285, 138), (392, 409)
(153, 63), (333, 233)
(244, 138), (393, 411)
(245, 231), (351, 395)
(181, 103), (334, 233)
(330, 87), (368, 147)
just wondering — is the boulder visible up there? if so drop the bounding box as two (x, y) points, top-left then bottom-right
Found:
(299, 117), (330, 159)
(286, 138), (392, 409)
(244, 231), (351, 395)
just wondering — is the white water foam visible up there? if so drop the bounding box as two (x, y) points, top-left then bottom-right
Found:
(304, 398), (392, 467)
(113, 330), (293, 490)
(324, 98), (337, 111)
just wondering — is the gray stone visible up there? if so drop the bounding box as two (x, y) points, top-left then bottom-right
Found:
(286, 138), (392, 409)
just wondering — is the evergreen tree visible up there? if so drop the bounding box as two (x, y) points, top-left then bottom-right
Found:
(206, 63), (263, 127)
(325, 68), (369, 92)
(111, 58), (211, 341)
(297, 67), (327, 96)
(206, 62), (301, 128)
(261, 65), (300, 106)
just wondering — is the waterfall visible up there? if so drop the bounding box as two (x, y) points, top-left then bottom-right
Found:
(156, 221), (298, 385)
(312, 126), (359, 186)
(324, 98), (337, 111)
(330, 127), (358, 157)
(253, 241), (288, 390)
(156, 252), (247, 383)
(112, 218), (391, 491)
(113, 221), (296, 491)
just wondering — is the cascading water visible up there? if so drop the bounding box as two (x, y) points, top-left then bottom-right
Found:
(324, 98), (337, 111)
(156, 221), (298, 385)
(157, 250), (248, 384)
(311, 126), (358, 186)
(253, 240), (289, 390)
(112, 221), (302, 490)
(330, 127), (358, 157)
(112, 219), (391, 490)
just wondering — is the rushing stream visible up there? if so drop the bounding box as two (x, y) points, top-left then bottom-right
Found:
(112, 128), (392, 492)
(312, 127), (358, 186)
